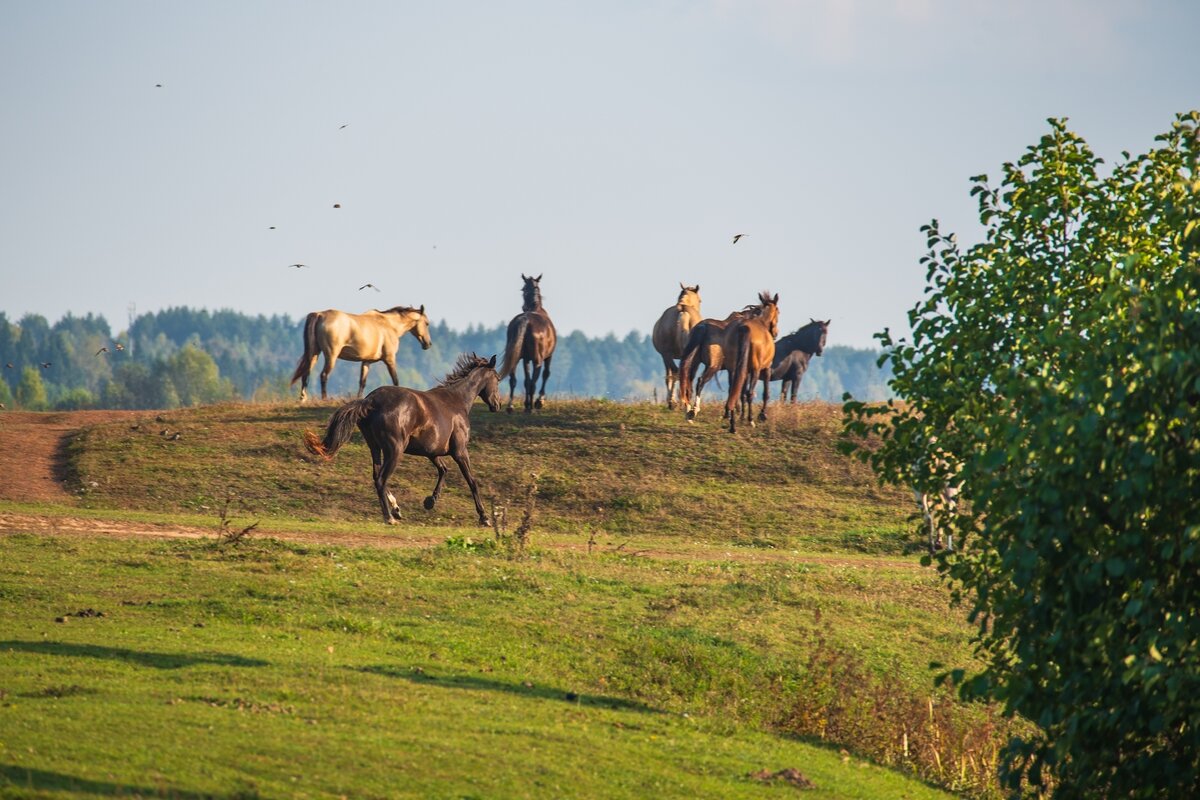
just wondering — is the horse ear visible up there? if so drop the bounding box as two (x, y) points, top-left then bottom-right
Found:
(811, 317), (817, 324)
(773, 293), (779, 304)
(488, 354), (497, 368)
(693, 284), (700, 293)
(825, 319), (831, 326)
(419, 304), (425, 315)
(521, 273), (528, 281)
(536, 273), (543, 282)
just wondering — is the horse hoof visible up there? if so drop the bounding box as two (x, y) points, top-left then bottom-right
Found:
(423, 496), (435, 510)
(685, 410), (696, 422)
(534, 398), (544, 409)
(506, 406), (514, 415)
(384, 517), (398, 525)
(667, 401), (676, 411)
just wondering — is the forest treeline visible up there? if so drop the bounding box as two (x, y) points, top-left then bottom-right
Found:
(0, 308), (892, 410)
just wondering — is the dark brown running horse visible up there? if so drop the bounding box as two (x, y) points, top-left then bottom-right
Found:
(499, 274), (557, 413)
(725, 291), (780, 433)
(769, 318), (830, 404)
(304, 353), (500, 525)
(291, 305), (432, 401)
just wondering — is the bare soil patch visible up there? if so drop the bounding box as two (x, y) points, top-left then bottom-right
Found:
(0, 410), (142, 502)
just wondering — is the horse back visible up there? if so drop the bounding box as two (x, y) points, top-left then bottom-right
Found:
(364, 385), (457, 456)
(316, 309), (391, 361)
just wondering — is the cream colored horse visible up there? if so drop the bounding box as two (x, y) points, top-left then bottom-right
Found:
(651, 284), (701, 409)
(291, 305), (432, 401)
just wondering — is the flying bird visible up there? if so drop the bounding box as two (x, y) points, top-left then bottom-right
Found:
(4, 363), (12, 369)
(39, 362), (52, 369)
(333, 203), (342, 208)
(155, 83), (162, 88)
(339, 123), (349, 130)
(288, 263), (308, 269)
(96, 347), (109, 356)
(268, 226), (276, 230)
(359, 283), (381, 292)
(732, 234), (746, 244)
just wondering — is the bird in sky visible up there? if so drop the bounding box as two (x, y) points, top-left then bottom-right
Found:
(96, 347), (109, 356)
(114, 343), (125, 351)
(359, 283), (381, 292)
(333, 203), (342, 209)
(39, 362), (52, 369)
(288, 263), (308, 269)
(339, 123), (349, 130)
(155, 83), (162, 88)
(732, 233), (746, 244)
(4, 363), (12, 369)
(268, 226), (276, 230)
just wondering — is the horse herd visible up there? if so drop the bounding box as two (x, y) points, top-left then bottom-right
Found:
(301, 275), (831, 526)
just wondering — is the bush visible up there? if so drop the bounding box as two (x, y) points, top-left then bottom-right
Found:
(844, 113), (1200, 797)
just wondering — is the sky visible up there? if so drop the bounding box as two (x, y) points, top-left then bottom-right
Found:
(1, 1), (1197, 350)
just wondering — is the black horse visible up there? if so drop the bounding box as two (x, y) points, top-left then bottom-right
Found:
(305, 353), (500, 525)
(767, 319), (829, 404)
(499, 274), (558, 413)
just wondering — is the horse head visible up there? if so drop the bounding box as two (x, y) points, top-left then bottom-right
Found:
(807, 318), (830, 356)
(676, 283), (701, 311)
(520, 274), (543, 311)
(411, 304), (432, 350)
(759, 291), (780, 338)
(480, 353), (501, 411)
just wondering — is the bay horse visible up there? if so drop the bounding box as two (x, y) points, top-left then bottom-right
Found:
(769, 319), (830, 404)
(650, 283), (702, 409)
(677, 302), (763, 422)
(724, 291), (780, 433)
(291, 305), (432, 402)
(304, 353), (500, 525)
(499, 274), (557, 413)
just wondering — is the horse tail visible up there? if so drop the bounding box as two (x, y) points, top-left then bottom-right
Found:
(498, 314), (528, 380)
(304, 397), (371, 460)
(727, 325), (753, 412)
(290, 312), (321, 386)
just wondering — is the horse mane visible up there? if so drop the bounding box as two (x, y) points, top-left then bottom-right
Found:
(381, 305), (421, 316)
(438, 352), (491, 386)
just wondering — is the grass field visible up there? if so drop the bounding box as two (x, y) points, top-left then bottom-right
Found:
(1, 401), (1009, 798)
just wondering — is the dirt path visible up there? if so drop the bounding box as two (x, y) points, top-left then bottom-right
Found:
(0, 411), (920, 569)
(0, 410), (142, 502)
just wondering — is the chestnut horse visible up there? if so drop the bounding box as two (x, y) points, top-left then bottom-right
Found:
(291, 305), (432, 401)
(724, 291), (780, 433)
(769, 319), (830, 404)
(499, 274), (557, 413)
(304, 353), (500, 525)
(677, 302), (763, 422)
(650, 283), (702, 409)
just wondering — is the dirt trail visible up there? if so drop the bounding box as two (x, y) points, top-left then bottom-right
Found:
(0, 411), (920, 569)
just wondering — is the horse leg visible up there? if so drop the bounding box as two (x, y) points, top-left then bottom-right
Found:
(450, 443), (489, 526)
(506, 369), (518, 414)
(523, 360), (536, 413)
(688, 365), (713, 422)
(358, 363), (370, 398)
(661, 353), (678, 410)
(369, 441), (401, 520)
(744, 375), (759, 427)
(384, 357), (400, 387)
(423, 457), (449, 510)
(756, 369), (770, 423)
(300, 354), (319, 402)
(375, 443), (404, 525)
(320, 353), (335, 400)
(535, 355), (552, 409)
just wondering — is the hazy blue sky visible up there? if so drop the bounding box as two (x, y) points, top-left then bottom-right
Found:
(2, 1), (1196, 348)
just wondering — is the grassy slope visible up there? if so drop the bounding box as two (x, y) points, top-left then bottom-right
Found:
(65, 400), (915, 553)
(0, 400), (994, 798)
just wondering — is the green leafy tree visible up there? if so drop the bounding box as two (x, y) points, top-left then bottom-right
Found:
(844, 113), (1200, 797)
(14, 366), (49, 410)
(165, 344), (236, 406)
(0, 375), (13, 408)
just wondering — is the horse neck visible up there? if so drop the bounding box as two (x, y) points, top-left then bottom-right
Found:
(522, 290), (543, 312)
(437, 369), (488, 407)
(383, 311), (417, 335)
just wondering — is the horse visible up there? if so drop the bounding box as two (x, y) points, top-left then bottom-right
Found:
(769, 319), (830, 404)
(291, 305), (432, 402)
(677, 303), (764, 422)
(651, 284), (702, 409)
(499, 274), (557, 413)
(724, 291), (780, 433)
(304, 353), (500, 525)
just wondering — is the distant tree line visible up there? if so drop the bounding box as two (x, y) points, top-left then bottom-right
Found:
(0, 307), (891, 410)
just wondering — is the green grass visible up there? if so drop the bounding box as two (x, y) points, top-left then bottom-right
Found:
(1, 400), (1014, 796)
(0, 534), (963, 799)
